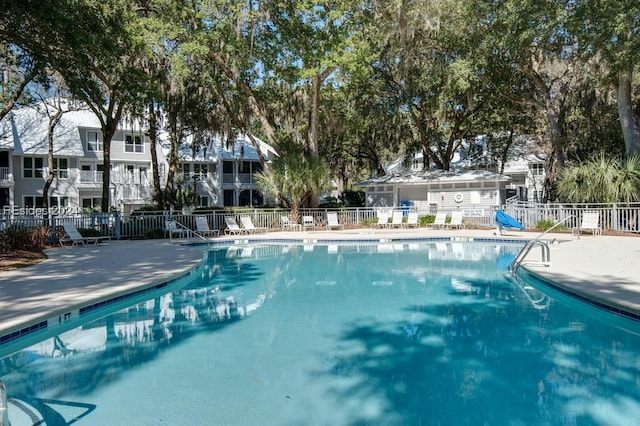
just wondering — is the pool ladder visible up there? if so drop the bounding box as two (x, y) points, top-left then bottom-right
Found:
(509, 215), (574, 274)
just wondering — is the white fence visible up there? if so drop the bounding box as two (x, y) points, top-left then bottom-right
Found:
(1, 203), (639, 241)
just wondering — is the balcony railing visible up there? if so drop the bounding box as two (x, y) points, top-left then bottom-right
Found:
(222, 173), (255, 185)
(79, 170), (103, 183)
(0, 167), (12, 181)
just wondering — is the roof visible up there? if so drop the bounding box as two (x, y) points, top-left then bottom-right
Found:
(0, 103), (104, 157)
(356, 169), (510, 187)
(173, 132), (278, 162)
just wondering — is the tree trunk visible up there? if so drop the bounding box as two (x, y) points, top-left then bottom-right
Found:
(617, 68), (640, 156)
(163, 108), (180, 210)
(148, 102), (164, 207)
(101, 118), (118, 212)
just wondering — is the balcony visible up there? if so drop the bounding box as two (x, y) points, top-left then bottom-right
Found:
(0, 167), (13, 183)
(222, 173), (256, 185)
(79, 170), (103, 184)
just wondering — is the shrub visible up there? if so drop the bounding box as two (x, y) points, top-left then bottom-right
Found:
(78, 228), (106, 237)
(144, 228), (165, 239)
(0, 226), (50, 253)
(535, 219), (566, 231)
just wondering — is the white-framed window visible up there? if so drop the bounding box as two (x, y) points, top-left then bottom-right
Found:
(179, 163), (190, 180)
(531, 163), (544, 176)
(53, 158), (68, 179)
(24, 195), (44, 208)
(23, 157), (44, 178)
(198, 195), (209, 207)
(87, 130), (103, 151)
(193, 163), (208, 180)
(49, 196), (69, 208)
(82, 198), (102, 210)
(125, 134), (144, 153)
(532, 190), (544, 203)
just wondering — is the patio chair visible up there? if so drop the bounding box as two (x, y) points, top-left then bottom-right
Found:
(390, 210), (404, 228)
(281, 215), (300, 231)
(60, 222), (111, 246)
(302, 215), (316, 231)
(447, 211), (465, 229)
(371, 211), (390, 228)
(572, 211), (602, 236)
(240, 216), (268, 233)
(195, 215), (219, 238)
(405, 212), (420, 228)
(431, 212), (448, 229)
(165, 220), (188, 239)
(326, 212), (344, 230)
(224, 216), (246, 235)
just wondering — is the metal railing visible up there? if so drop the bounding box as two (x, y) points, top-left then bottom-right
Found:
(508, 216), (573, 274)
(1, 204), (639, 242)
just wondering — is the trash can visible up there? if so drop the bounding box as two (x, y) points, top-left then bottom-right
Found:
(400, 200), (411, 216)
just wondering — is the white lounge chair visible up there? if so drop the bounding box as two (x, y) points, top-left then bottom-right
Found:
(372, 211), (390, 228)
(240, 216), (267, 233)
(224, 216), (246, 235)
(166, 220), (187, 239)
(326, 212), (344, 230)
(302, 215), (316, 231)
(448, 211), (465, 229)
(390, 211), (404, 228)
(281, 215), (300, 231)
(572, 211), (602, 236)
(195, 215), (219, 237)
(60, 222), (111, 246)
(405, 212), (420, 228)
(431, 212), (448, 229)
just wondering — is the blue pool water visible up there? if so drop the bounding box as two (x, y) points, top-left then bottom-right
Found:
(2, 241), (640, 425)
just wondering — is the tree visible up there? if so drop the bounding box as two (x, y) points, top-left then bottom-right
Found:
(569, 0), (640, 156)
(255, 153), (331, 222)
(556, 154), (640, 203)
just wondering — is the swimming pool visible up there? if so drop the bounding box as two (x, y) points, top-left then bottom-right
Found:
(2, 241), (640, 425)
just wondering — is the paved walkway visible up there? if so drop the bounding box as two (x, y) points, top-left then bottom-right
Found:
(1, 228), (639, 341)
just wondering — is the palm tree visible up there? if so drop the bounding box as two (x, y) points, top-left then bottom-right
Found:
(255, 154), (331, 222)
(557, 154), (640, 203)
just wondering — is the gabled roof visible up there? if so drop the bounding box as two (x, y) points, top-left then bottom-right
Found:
(356, 169), (510, 187)
(0, 104), (101, 157)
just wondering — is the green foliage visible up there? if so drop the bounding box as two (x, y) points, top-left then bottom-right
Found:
(557, 155), (640, 203)
(342, 190), (365, 207)
(78, 228), (106, 238)
(535, 219), (562, 231)
(0, 226), (50, 253)
(420, 215), (435, 227)
(144, 228), (165, 239)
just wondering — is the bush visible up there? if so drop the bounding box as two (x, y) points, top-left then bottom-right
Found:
(78, 228), (106, 237)
(535, 219), (566, 231)
(144, 228), (165, 239)
(0, 226), (50, 253)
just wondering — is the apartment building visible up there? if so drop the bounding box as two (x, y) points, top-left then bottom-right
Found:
(0, 104), (276, 214)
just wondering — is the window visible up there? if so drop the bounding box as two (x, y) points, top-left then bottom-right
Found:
(53, 158), (68, 179)
(23, 157), (44, 178)
(125, 134), (144, 153)
(222, 161), (234, 174)
(194, 163), (208, 179)
(87, 130), (103, 151)
(49, 196), (69, 208)
(24, 196), (44, 208)
(198, 195), (209, 207)
(531, 164), (544, 176)
(179, 163), (190, 180)
(82, 198), (102, 210)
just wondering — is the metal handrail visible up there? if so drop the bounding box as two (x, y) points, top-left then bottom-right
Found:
(169, 221), (206, 242)
(508, 215), (574, 274)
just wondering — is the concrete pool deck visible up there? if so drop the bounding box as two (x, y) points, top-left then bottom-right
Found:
(1, 228), (639, 340)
